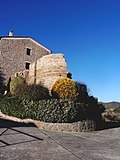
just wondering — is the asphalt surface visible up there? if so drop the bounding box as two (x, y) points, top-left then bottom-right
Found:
(0, 118), (120, 160)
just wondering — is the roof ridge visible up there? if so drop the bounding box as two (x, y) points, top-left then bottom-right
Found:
(0, 36), (52, 53)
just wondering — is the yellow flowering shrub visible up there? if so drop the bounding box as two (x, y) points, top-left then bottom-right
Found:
(51, 78), (78, 101)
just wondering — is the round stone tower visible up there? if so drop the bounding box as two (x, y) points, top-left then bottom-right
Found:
(28, 54), (69, 90)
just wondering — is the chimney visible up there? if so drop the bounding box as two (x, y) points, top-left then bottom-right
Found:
(9, 31), (13, 36)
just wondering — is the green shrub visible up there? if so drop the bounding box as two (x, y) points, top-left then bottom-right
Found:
(0, 96), (102, 123)
(102, 107), (120, 121)
(14, 83), (50, 101)
(10, 76), (26, 95)
(76, 82), (88, 102)
(51, 78), (78, 101)
(0, 96), (24, 118)
(75, 82), (105, 119)
(114, 106), (120, 113)
(102, 109), (117, 121)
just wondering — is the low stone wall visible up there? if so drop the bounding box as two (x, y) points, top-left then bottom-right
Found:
(35, 119), (96, 132)
(0, 112), (96, 132)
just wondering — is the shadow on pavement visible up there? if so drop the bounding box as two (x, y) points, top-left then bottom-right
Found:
(0, 118), (43, 148)
(0, 118), (36, 128)
(97, 121), (120, 130)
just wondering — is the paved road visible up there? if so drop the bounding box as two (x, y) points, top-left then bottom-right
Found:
(0, 118), (120, 160)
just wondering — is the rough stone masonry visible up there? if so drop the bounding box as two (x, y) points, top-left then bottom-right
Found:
(28, 54), (69, 90)
(0, 31), (70, 90)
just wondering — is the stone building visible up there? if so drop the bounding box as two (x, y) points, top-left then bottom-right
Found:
(0, 31), (51, 83)
(0, 31), (70, 90)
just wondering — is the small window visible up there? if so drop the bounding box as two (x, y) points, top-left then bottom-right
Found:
(25, 62), (30, 70)
(26, 48), (31, 55)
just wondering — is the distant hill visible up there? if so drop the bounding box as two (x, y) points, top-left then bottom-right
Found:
(102, 101), (120, 110)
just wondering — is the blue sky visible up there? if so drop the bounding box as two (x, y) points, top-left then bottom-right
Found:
(0, 0), (120, 102)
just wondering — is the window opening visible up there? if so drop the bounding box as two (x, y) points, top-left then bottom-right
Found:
(26, 48), (31, 55)
(25, 62), (30, 70)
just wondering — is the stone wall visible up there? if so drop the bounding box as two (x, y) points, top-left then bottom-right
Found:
(0, 37), (51, 83)
(0, 112), (96, 132)
(35, 119), (96, 132)
(28, 54), (69, 90)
